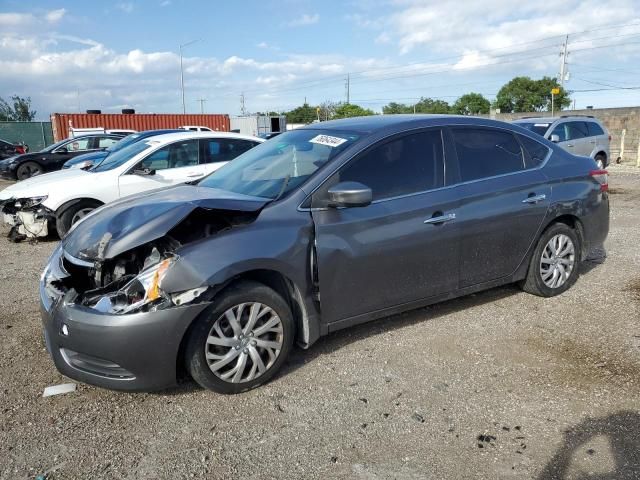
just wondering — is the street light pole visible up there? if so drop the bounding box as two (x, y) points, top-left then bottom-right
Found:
(179, 39), (201, 114)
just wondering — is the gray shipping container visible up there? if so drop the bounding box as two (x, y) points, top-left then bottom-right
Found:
(230, 115), (286, 136)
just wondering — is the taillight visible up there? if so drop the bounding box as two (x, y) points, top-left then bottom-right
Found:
(590, 169), (608, 192)
(15, 146), (24, 154)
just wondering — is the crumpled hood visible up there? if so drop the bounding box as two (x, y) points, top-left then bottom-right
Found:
(62, 185), (269, 261)
(0, 169), (90, 201)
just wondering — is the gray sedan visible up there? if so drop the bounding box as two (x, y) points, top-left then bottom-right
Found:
(40, 115), (609, 394)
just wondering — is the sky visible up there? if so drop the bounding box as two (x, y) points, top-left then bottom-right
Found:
(1, 0), (640, 120)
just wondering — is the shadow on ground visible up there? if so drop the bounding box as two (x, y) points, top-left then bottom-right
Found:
(539, 410), (640, 480)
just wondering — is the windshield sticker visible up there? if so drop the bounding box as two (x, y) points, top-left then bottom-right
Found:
(534, 123), (550, 127)
(309, 134), (348, 148)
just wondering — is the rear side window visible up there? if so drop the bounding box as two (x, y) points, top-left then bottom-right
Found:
(566, 122), (589, 140)
(339, 130), (444, 201)
(587, 122), (605, 136)
(202, 139), (260, 163)
(517, 134), (550, 168)
(451, 128), (524, 182)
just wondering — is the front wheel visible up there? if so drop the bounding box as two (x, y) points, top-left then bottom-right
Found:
(16, 161), (43, 180)
(520, 223), (581, 297)
(185, 281), (295, 394)
(55, 200), (101, 238)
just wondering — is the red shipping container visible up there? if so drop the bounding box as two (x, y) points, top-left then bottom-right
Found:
(50, 113), (230, 141)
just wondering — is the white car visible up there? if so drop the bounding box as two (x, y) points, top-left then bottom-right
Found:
(0, 131), (263, 240)
(179, 126), (214, 132)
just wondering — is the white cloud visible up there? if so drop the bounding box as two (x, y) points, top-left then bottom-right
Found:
(45, 8), (66, 23)
(256, 41), (269, 48)
(286, 13), (319, 27)
(116, 2), (134, 13)
(0, 12), (35, 27)
(160, 0), (171, 5)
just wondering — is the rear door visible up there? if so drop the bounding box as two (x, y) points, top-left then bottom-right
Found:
(311, 128), (460, 324)
(199, 138), (261, 177)
(567, 121), (592, 156)
(450, 127), (552, 287)
(118, 139), (204, 197)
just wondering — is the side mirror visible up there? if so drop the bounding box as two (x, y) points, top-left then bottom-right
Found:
(327, 181), (372, 208)
(55, 147), (68, 153)
(133, 167), (156, 176)
(77, 160), (94, 170)
(550, 134), (560, 143)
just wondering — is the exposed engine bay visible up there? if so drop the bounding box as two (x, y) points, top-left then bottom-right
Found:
(1, 198), (53, 242)
(44, 207), (260, 315)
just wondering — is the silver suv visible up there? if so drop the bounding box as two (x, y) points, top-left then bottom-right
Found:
(513, 116), (610, 168)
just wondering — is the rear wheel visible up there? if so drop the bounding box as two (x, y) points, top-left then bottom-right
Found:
(185, 280), (295, 394)
(55, 200), (101, 238)
(520, 223), (581, 297)
(16, 161), (43, 180)
(595, 154), (606, 169)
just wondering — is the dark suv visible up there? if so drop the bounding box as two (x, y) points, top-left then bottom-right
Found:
(0, 133), (126, 180)
(40, 115), (609, 394)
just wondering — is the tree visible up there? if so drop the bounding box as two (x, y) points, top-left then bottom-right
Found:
(413, 97), (450, 114)
(451, 92), (491, 115)
(0, 95), (37, 121)
(333, 103), (375, 119)
(382, 102), (413, 114)
(285, 103), (317, 123)
(318, 100), (339, 121)
(494, 76), (571, 113)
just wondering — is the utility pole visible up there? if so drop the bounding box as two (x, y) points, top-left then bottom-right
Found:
(179, 39), (201, 114)
(345, 74), (350, 104)
(559, 35), (569, 89)
(197, 98), (207, 114)
(240, 93), (246, 115)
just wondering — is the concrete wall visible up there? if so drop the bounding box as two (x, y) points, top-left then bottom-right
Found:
(486, 107), (640, 165)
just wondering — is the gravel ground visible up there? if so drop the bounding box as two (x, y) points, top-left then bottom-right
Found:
(0, 167), (639, 480)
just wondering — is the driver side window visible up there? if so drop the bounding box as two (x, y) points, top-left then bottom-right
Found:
(312, 129), (444, 207)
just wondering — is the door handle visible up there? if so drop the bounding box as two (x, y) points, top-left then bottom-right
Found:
(566, 143), (574, 147)
(522, 194), (546, 204)
(187, 173), (205, 178)
(424, 213), (456, 225)
(589, 140), (596, 144)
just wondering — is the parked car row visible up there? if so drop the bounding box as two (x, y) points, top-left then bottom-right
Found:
(0, 130), (263, 240)
(12, 115), (608, 395)
(0, 133), (127, 180)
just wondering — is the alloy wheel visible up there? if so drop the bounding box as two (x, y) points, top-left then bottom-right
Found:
(540, 233), (575, 289)
(204, 302), (284, 383)
(71, 208), (94, 225)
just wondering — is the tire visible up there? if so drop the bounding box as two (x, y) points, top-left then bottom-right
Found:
(595, 154), (606, 170)
(16, 161), (43, 180)
(55, 200), (102, 238)
(185, 280), (295, 394)
(520, 222), (581, 297)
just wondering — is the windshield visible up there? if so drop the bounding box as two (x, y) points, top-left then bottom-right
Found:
(91, 140), (153, 172)
(198, 129), (360, 199)
(515, 122), (550, 137)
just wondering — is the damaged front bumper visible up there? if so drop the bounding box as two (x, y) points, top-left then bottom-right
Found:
(40, 246), (213, 391)
(1, 199), (54, 240)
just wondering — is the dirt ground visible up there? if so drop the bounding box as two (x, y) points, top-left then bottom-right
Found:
(0, 167), (639, 480)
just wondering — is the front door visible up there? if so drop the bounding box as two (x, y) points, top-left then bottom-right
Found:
(311, 129), (460, 324)
(118, 138), (207, 198)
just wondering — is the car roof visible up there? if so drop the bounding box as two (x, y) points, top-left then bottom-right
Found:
(297, 114), (522, 134)
(513, 116), (600, 123)
(139, 131), (264, 144)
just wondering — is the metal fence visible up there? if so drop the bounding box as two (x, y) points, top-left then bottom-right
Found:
(0, 121), (54, 152)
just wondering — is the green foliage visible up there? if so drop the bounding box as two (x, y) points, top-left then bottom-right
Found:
(382, 97), (450, 115)
(0, 95), (37, 121)
(451, 92), (491, 115)
(494, 76), (571, 113)
(284, 103), (317, 123)
(333, 103), (375, 119)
